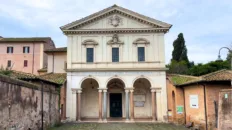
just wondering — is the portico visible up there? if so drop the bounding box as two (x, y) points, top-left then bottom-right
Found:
(67, 71), (166, 122)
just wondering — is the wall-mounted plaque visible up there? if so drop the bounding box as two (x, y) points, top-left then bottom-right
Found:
(134, 95), (145, 102)
(177, 106), (184, 114)
(134, 101), (145, 107)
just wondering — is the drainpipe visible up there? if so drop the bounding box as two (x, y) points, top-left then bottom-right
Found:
(182, 87), (186, 124)
(202, 84), (208, 130)
(32, 42), (35, 74)
(52, 53), (54, 73)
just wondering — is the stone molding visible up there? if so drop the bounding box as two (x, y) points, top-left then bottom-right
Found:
(82, 39), (98, 46)
(63, 28), (170, 35)
(133, 38), (150, 45)
(60, 5), (172, 30)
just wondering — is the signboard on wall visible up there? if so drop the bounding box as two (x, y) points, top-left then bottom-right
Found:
(190, 95), (199, 108)
(134, 95), (146, 107)
(177, 106), (184, 114)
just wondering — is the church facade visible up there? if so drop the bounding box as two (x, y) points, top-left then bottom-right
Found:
(60, 5), (172, 122)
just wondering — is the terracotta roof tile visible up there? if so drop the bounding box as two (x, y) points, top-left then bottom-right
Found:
(44, 47), (67, 53)
(174, 69), (232, 86)
(167, 74), (199, 85)
(9, 71), (59, 85)
(39, 73), (66, 85)
(0, 37), (52, 43)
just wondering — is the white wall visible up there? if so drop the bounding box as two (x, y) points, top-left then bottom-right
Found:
(47, 52), (66, 73)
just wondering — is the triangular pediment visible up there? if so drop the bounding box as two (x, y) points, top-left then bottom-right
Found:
(60, 4), (172, 31)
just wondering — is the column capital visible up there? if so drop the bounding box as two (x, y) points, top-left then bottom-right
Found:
(71, 88), (81, 94)
(130, 89), (134, 93)
(125, 89), (129, 93)
(77, 90), (82, 93)
(151, 88), (162, 92)
(151, 89), (156, 93)
(98, 89), (103, 92)
(103, 89), (107, 93)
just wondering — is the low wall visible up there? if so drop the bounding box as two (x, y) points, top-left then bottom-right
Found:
(0, 74), (60, 130)
(218, 89), (232, 130)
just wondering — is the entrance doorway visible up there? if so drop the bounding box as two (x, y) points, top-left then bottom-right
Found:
(110, 93), (122, 117)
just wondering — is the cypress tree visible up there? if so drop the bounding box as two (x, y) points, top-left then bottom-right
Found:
(172, 33), (189, 64)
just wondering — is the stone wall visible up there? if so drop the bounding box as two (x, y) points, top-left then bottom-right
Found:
(0, 74), (60, 130)
(218, 89), (232, 130)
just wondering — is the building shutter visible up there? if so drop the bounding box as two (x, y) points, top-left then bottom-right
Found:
(86, 48), (94, 62)
(112, 48), (119, 62)
(138, 47), (145, 61)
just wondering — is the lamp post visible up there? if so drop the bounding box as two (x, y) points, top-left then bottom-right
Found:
(217, 47), (232, 70)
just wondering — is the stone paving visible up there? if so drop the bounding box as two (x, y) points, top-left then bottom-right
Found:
(49, 123), (189, 130)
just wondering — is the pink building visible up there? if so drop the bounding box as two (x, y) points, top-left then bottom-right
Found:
(0, 37), (55, 75)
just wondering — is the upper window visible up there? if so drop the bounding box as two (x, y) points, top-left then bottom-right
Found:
(138, 47), (145, 62)
(24, 60), (28, 67)
(23, 46), (30, 53)
(7, 47), (13, 53)
(86, 48), (94, 63)
(7, 60), (11, 67)
(112, 48), (119, 62)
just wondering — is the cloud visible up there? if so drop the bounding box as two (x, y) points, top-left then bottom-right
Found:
(0, 0), (232, 63)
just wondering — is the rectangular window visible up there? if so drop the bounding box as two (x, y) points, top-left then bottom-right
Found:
(23, 46), (30, 53)
(7, 60), (11, 67)
(24, 60), (28, 67)
(138, 47), (145, 62)
(86, 48), (94, 63)
(112, 48), (119, 62)
(7, 47), (13, 53)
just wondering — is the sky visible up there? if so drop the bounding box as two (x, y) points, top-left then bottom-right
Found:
(0, 0), (232, 64)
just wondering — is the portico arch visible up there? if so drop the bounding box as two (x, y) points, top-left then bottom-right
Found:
(105, 77), (127, 118)
(133, 77), (152, 119)
(80, 78), (99, 119)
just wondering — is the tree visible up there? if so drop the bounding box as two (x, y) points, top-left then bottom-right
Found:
(167, 60), (189, 74)
(187, 60), (230, 76)
(172, 33), (189, 64)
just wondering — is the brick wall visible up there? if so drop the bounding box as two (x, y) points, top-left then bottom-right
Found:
(218, 89), (232, 130)
(205, 83), (231, 130)
(0, 74), (60, 129)
(184, 84), (206, 130)
(167, 79), (185, 124)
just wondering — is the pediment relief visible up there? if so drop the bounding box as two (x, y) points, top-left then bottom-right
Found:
(133, 38), (150, 45)
(107, 34), (124, 46)
(82, 39), (98, 46)
(60, 5), (171, 31)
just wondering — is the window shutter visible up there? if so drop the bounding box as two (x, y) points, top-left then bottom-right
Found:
(7, 47), (9, 53)
(112, 48), (119, 62)
(23, 47), (25, 53)
(87, 48), (94, 62)
(28, 47), (30, 53)
(138, 47), (145, 62)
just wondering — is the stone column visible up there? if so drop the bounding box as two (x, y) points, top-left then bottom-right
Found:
(125, 89), (129, 121)
(77, 90), (82, 122)
(130, 89), (134, 121)
(103, 89), (107, 122)
(151, 89), (157, 121)
(98, 89), (103, 122)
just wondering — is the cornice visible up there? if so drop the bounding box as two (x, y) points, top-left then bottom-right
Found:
(66, 68), (168, 72)
(60, 5), (172, 30)
(63, 28), (169, 35)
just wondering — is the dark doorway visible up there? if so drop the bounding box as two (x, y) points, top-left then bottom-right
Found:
(110, 93), (122, 117)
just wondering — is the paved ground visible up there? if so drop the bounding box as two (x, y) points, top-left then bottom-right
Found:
(49, 123), (189, 130)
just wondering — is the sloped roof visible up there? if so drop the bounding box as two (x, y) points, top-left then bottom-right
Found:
(39, 73), (66, 85)
(0, 37), (53, 43)
(60, 4), (172, 30)
(9, 71), (59, 85)
(167, 74), (199, 85)
(171, 69), (232, 86)
(44, 47), (67, 53)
